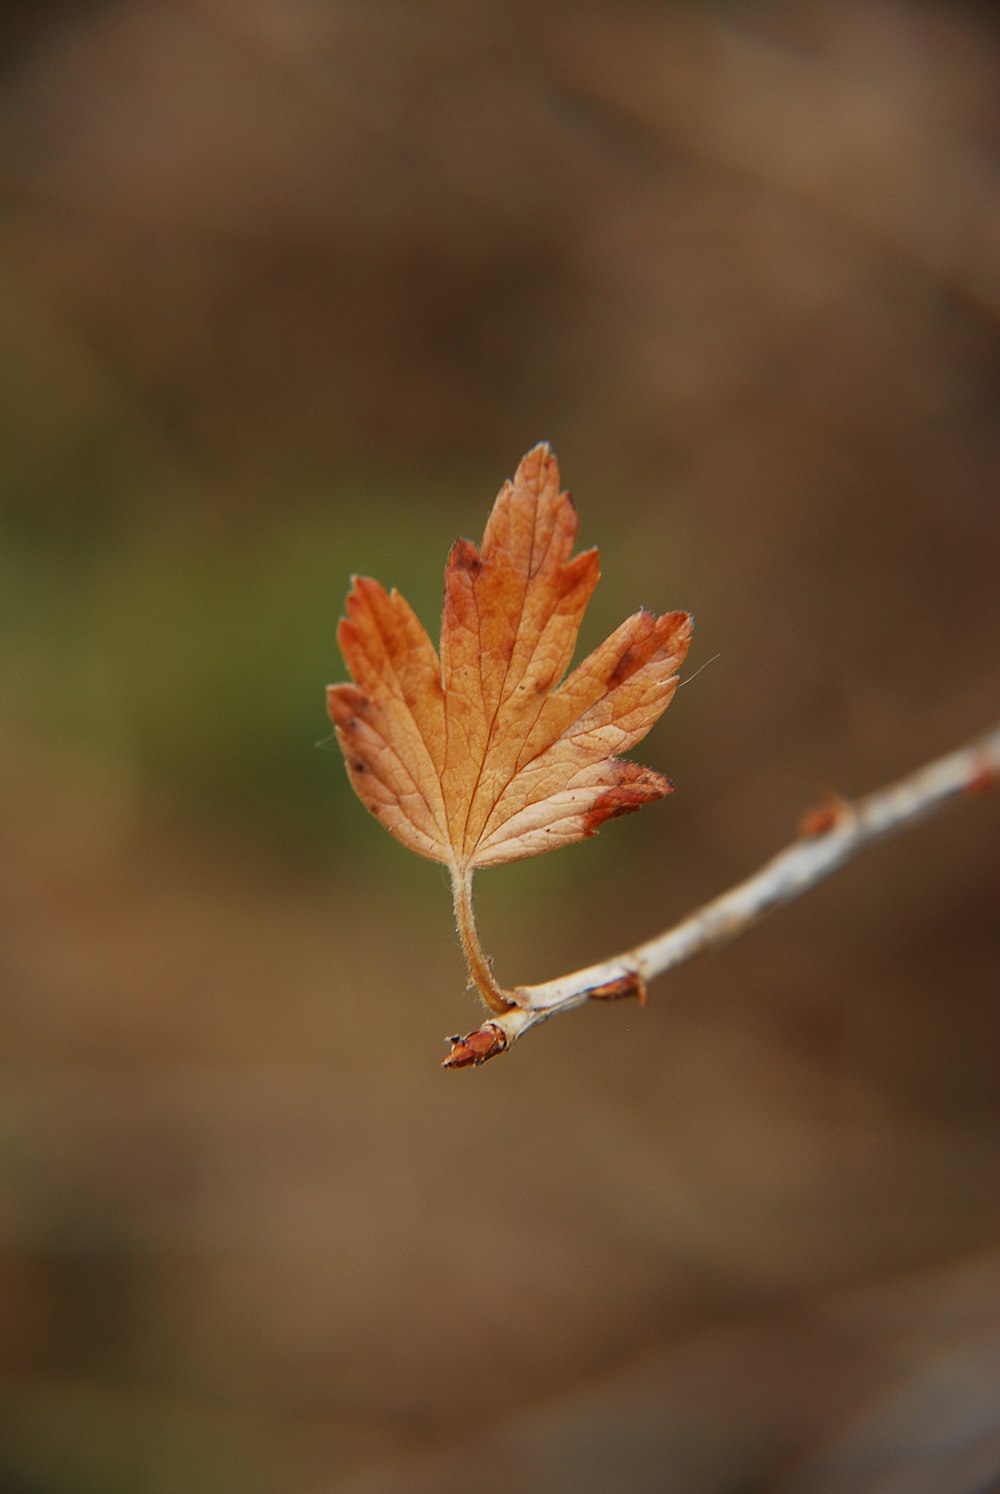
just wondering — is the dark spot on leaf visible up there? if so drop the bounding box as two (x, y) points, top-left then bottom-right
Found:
(582, 763), (673, 836)
(609, 648), (636, 686)
(452, 539), (482, 575)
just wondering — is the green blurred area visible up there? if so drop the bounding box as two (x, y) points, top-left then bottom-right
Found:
(1, 468), (444, 859)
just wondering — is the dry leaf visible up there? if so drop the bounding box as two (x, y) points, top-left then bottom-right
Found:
(328, 443), (692, 874)
(328, 443), (692, 1020)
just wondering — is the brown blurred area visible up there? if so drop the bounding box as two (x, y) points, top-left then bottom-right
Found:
(2, 1), (999, 1490)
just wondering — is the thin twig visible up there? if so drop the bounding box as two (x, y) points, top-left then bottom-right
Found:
(443, 722), (1000, 1067)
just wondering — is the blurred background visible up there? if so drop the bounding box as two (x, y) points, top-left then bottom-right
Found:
(2, 1), (999, 1490)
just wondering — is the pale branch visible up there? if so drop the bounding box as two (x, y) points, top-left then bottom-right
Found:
(443, 722), (1000, 1067)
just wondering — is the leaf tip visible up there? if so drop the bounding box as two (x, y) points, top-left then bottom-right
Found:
(515, 440), (560, 490)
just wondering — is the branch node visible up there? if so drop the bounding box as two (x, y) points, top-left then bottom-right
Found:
(442, 1024), (508, 1069)
(964, 757), (999, 797)
(586, 970), (648, 1005)
(797, 789), (855, 838)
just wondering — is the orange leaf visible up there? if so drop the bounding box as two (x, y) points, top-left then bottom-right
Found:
(327, 444), (692, 875)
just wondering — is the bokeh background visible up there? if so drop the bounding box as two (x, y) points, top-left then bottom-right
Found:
(2, 2), (999, 1490)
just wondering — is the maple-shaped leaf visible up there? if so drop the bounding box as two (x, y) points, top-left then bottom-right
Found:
(327, 443), (692, 1014)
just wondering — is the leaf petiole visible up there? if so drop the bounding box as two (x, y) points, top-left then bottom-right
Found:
(449, 864), (515, 1015)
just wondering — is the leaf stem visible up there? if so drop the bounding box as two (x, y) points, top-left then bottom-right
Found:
(450, 864), (514, 1015)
